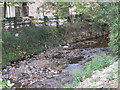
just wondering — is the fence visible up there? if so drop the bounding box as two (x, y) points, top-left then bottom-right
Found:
(2, 14), (83, 30)
(2, 16), (34, 30)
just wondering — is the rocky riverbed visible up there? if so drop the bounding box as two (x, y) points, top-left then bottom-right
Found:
(1, 37), (111, 88)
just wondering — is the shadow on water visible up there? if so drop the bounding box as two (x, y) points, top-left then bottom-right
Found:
(63, 36), (110, 73)
(68, 56), (84, 64)
(78, 36), (109, 49)
(1, 36), (111, 88)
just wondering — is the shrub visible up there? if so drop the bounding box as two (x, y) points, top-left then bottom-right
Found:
(109, 17), (119, 57)
(64, 54), (117, 88)
(2, 26), (61, 63)
(72, 71), (84, 83)
(84, 54), (117, 78)
(0, 79), (14, 89)
(64, 70), (84, 88)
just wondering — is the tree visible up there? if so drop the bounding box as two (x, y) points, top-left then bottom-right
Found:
(3, 2), (7, 18)
(36, 2), (71, 18)
(108, 2), (119, 57)
(21, 2), (29, 17)
(36, 2), (54, 17)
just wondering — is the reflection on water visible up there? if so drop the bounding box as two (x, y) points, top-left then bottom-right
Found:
(63, 36), (110, 73)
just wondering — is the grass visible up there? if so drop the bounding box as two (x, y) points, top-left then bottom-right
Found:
(2, 26), (63, 63)
(64, 54), (118, 88)
(2, 19), (106, 63)
(83, 54), (117, 78)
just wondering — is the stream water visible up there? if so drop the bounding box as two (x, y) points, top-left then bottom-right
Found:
(1, 36), (112, 88)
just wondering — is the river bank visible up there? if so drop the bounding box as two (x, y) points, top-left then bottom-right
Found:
(1, 36), (113, 88)
(75, 61), (118, 88)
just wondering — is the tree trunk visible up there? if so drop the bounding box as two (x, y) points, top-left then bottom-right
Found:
(4, 2), (7, 18)
(21, 2), (29, 17)
(43, 6), (45, 17)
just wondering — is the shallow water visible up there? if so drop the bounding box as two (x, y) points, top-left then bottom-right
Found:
(62, 36), (109, 73)
(1, 36), (111, 88)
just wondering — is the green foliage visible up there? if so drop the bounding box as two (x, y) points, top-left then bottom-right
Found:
(2, 26), (61, 63)
(0, 81), (8, 88)
(74, 3), (90, 14)
(0, 79), (14, 89)
(74, 2), (119, 32)
(72, 71), (84, 83)
(64, 83), (74, 88)
(91, 77), (100, 82)
(84, 54), (115, 77)
(52, 2), (71, 18)
(103, 84), (113, 88)
(109, 17), (119, 56)
(37, 2), (71, 18)
(74, 2), (119, 56)
(91, 85), (101, 88)
(64, 55), (117, 88)
(64, 71), (84, 88)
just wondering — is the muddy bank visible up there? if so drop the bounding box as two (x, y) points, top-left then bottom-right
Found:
(1, 37), (112, 88)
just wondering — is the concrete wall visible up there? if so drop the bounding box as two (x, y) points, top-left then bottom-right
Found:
(28, 2), (45, 17)
(3, 5), (15, 18)
(1, 2), (76, 18)
(10, 5), (15, 17)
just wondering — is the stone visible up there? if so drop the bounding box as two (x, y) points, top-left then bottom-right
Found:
(21, 80), (29, 87)
(63, 46), (69, 49)
(9, 76), (17, 80)
(28, 78), (33, 81)
(53, 74), (59, 77)
(46, 74), (53, 79)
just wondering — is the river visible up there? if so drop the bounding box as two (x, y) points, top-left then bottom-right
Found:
(1, 36), (112, 88)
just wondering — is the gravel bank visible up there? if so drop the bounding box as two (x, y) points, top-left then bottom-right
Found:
(75, 61), (118, 88)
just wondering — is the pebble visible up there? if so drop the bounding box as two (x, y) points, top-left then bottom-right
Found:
(75, 61), (118, 88)
(21, 81), (29, 87)
(19, 79), (25, 83)
(28, 78), (33, 81)
(3, 69), (7, 72)
(39, 79), (45, 82)
(46, 74), (53, 79)
(9, 76), (17, 80)
(53, 74), (59, 77)
(1, 46), (111, 88)
(63, 46), (69, 49)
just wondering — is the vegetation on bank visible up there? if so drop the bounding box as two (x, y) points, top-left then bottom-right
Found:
(1, 2), (119, 88)
(0, 80), (14, 89)
(75, 61), (118, 88)
(2, 2), (119, 63)
(2, 26), (61, 63)
(2, 17), (107, 63)
(64, 55), (118, 88)
(64, 2), (119, 88)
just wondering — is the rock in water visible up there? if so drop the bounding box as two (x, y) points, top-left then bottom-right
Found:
(42, 64), (62, 74)
(63, 46), (69, 49)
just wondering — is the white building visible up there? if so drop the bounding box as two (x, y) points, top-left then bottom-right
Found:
(0, 2), (76, 18)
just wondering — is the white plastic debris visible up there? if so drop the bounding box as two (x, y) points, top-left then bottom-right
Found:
(63, 46), (69, 49)
(15, 33), (19, 37)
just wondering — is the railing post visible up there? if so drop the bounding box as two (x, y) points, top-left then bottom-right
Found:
(8, 18), (12, 30)
(44, 16), (49, 26)
(14, 17), (17, 29)
(55, 15), (59, 28)
(29, 16), (33, 26)
(21, 17), (25, 27)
